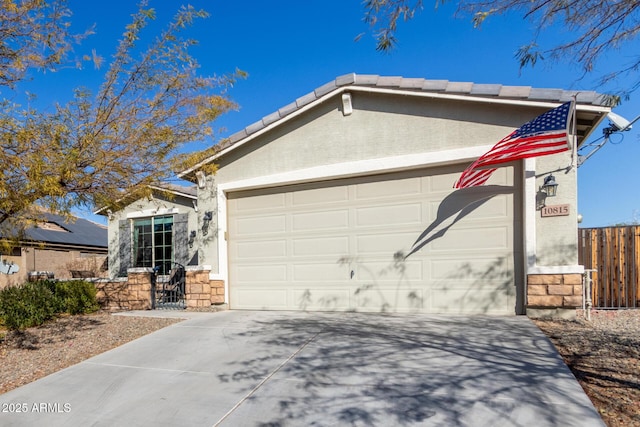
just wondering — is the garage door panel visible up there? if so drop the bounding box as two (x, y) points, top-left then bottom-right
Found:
(233, 215), (286, 236)
(228, 164), (520, 314)
(234, 264), (288, 282)
(429, 256), (512, 280)
(355, 177), (422, 200)
(354, 287), (425, 312)
(429, 173), (463, 192)
(236, 240), (287, 258)
(428, 197), (510, 221)
(293, 288), (351, 311)
(430, 226), (510, 252)
(292, 210), (350, 231)
(292, 186), (349, 206)
(293, 263), (349, 281)
(429, 288), (513, 314)
(356, 259), (424, 281)
(355, 203), (423, 227)
(233, 193), (286, 211)
(292, 236), (350, 256)
(355, 232), (417, 254)
(231, 288), (289, 310)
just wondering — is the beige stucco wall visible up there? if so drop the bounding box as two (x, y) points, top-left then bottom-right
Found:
(534, 150), (579, 266)
(214, 93), (539, 184)
(195, 175), (218, 270)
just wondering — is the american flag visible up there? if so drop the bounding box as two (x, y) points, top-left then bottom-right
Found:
(454, 101), (574, 188)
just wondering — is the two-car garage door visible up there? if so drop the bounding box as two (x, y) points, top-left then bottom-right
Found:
(227, 164), (521, 314)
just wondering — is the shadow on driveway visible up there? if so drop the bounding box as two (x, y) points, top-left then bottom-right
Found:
(0, 311), (603, 427)
(216, 313), (603, 427)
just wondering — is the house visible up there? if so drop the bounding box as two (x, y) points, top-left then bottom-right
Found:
(107, 74), (611, 316)
(0, 211), (108, 288)
(101, 183), (199, 278)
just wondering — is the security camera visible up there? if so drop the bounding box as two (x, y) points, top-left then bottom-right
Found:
(607, 112), (632, 132)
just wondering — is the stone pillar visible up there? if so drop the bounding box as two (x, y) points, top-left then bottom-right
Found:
(527, 273), (583, 317)
(184, 266), (226, 309)
(125, 268), (153, 310)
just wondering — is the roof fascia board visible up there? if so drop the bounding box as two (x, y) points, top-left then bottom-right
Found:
(148, 185), (197, 200)
(348, 86), (612, 113)
(94, 185), (196, 215)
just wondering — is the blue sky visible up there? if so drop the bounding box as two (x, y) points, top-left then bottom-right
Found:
(11, 0), (640, 227)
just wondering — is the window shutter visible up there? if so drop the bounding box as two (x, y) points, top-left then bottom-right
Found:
(118, 219), (131, 277)
(173, 213), (189, 266)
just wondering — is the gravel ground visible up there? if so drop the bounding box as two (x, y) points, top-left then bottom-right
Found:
(0, 312), (181, 394)
(1, 309), (639, 427)
(533, 310), (640, 427)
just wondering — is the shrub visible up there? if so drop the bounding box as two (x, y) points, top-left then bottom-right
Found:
(53, 280), (99, 315)
(0, 282), (58, 330)
(0, 280), (99, 330)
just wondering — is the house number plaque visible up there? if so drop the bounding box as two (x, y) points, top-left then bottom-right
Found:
(541, 204), (570, 217)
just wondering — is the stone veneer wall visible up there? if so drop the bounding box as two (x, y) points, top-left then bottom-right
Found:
(95, 266), (225, 311)
(527, 273), (583, 309)
(184, 268), (225, 308)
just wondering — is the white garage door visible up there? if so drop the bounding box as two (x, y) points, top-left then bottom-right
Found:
(227, 164), (521, 314)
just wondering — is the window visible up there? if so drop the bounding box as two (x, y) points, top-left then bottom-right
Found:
(133, 215), (173, 275)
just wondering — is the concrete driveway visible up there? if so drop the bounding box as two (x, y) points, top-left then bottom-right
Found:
(0, 311), (603, 427)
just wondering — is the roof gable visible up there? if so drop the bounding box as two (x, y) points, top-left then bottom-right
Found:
(180, 73), (611, 178)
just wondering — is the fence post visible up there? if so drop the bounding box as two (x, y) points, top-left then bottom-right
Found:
(583, 269), (595, 321)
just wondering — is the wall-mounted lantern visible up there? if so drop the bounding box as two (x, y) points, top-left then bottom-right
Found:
(188, 230), (196, 248)
(202, 211), (213, 236)
(541, 174), (558, 197)
(196, 171), (207, 189)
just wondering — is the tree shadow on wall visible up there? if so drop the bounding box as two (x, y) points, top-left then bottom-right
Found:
(307, 186), (514, 313)
(406, 185), (512, 258)
(334, 250), (422, 313)
(431, 257), (516, 314)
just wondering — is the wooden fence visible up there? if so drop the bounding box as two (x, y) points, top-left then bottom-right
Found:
(578, 226), (640, 308)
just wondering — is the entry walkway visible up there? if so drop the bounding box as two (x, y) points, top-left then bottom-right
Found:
(0, 311), (604, 426)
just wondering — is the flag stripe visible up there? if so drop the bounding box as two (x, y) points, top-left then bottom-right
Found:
(454, 102), (573, 189)
(474, 136), (568, 166)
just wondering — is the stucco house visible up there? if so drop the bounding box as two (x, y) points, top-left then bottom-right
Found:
(100, 183), (199, 278)
(0, 211), (108, 288)
(105, 74), (611, 316)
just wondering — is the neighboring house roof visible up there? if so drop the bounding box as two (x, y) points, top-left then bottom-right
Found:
(179, 73), (611, 178)
(10, 212), (107, 250)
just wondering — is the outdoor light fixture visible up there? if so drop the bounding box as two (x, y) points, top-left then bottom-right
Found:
(541, 174), (558, 197)
(188, 230), (196, 248)
(202, 211), (213, 236)
(196, 171), (207, 189)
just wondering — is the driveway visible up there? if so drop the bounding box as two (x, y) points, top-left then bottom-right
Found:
(0, 311), (603, 427)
